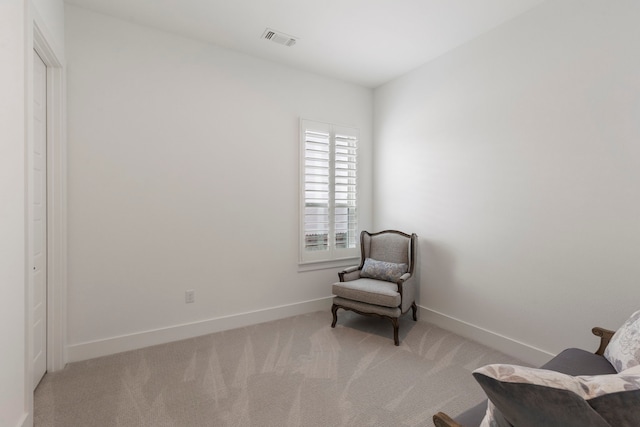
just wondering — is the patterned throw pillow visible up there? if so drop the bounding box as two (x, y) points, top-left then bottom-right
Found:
(474, 364), (640, 427)
(360, 258), (408, 282)
(480, 400), (512, 427)
(604, 310), (640, 372)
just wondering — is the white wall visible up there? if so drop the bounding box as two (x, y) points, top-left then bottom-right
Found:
(1, 0), (64, 425)
(374, 0), (640, 364)
(65, 5), (372, 360)
(0, 3), (27, 425)
(32, 0), (65, 57)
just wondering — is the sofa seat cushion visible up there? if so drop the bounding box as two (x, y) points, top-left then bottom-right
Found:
(455, 401), (490, 427)
(473, 364), (640, 427)
(332, 278), (400, 308)
(541, 348), (617, 376)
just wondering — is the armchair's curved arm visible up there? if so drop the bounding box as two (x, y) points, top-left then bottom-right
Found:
(396, 273), (416, 314)
(398, 272), (411, 282)
(592, 327), (616, 356)
(433, 412), (463, 427)
(338, 266), (360, 282)
(395, 272), (411, 294)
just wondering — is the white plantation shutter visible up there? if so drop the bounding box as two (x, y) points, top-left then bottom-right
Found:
(300, 120), (359, 263)
(334, 128), (358, 250)
(303, 125), (331, 252)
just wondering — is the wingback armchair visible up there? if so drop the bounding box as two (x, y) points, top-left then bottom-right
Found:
(331, 230), (418, 346)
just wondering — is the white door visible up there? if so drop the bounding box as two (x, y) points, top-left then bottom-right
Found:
(33, 50), (48, 389)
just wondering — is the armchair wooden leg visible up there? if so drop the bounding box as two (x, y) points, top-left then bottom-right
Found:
(411, 302), (418, 321)
(392, 318), (400, 346)
(331, 304), (339, 328)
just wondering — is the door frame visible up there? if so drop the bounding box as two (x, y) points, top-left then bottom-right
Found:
(28, 9), (67, 381)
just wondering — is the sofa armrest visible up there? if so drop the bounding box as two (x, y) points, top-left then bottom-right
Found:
(592, 327), (616, 356)
(433, 412), (463, 427)
(338, 266), (360, 282)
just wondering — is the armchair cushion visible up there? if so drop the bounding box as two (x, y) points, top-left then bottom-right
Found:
(332, 278), (401, 308)
(333, 296), (401, 318)
(604, 309), (640, 372)
(360, 258), (408, 282)
(473, 364), (640, 427)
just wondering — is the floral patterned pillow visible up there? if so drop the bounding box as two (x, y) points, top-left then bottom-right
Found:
(604, 309), (640, 372)
(360, 258), (408, 282)
(474, 364), (640, 427)
(480, 400), (512, 427)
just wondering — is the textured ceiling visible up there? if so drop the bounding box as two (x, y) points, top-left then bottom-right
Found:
(65, 0), (545, 87)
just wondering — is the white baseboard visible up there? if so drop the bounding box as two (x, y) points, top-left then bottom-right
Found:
(67, 297), (333, 363)
(18, 413), (30, 427)
(66, 300), (554, 366)
(418, 305), (554, 367)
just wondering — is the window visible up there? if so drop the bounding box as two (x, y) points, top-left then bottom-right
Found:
(300, 119), (359, 263)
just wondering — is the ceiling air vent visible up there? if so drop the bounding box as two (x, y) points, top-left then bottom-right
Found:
(261, 28), (297, 47)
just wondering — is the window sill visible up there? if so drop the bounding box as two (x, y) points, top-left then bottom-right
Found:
(298, 257), (359, 272)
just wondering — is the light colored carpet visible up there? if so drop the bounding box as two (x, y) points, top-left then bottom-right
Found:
(35, 310), (525, 427)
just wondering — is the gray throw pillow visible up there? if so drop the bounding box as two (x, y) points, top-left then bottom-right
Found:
(360, 258), (408, 282)
(473, 364), (640, 427)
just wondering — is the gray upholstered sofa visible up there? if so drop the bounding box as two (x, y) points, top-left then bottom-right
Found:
(433, 326), (618, 427)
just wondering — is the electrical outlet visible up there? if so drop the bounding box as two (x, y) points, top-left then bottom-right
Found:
(185, 289), (195, 304)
